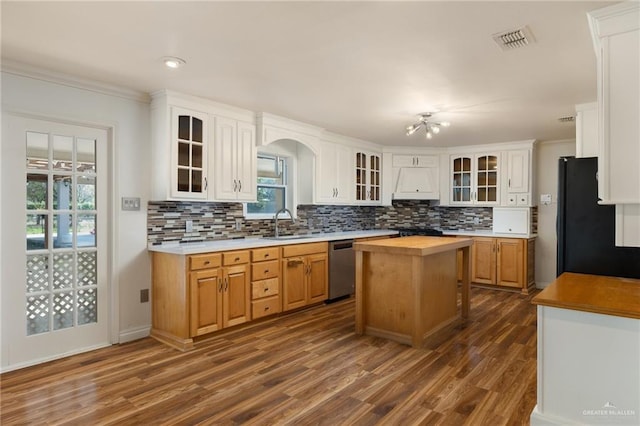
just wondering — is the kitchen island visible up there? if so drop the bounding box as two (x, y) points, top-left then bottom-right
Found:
(354, 236), (472, 348)
(530, 272), (640, 425)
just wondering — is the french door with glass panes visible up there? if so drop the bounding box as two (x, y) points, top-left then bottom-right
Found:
(1, 115), (109, 370)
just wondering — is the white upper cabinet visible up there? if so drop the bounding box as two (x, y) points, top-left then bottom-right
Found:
(504, 149), (532, 207)
(355, 151), (382, 204)
(575, 102), (599, 158)
(391, 154), (439, 200)
(151, 90), (256, 202)
(315, 142), (352, 204)
(151, 93), (210, 201)
(589, 2), (640, 204)
(450, 153), (500, 205)
(213, 117), (257, 201)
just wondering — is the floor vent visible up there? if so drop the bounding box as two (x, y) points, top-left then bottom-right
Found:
(492, 26), (535, 50)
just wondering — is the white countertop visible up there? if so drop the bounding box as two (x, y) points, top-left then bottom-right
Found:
(442, 230), (537, 239)
(147, 230), (399, 255)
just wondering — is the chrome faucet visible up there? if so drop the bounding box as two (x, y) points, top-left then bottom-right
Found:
(274, 208), (295, 238)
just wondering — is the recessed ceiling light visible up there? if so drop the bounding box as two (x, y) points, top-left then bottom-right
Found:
(163, 56), (186, 69)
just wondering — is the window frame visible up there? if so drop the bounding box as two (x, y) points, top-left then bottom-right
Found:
(244, 153), (290, 220)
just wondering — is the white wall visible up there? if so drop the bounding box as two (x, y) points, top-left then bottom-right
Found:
(535, 140), (576, 288)
(1, 71), (152, 343)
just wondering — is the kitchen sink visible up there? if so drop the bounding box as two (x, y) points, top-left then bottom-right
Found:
(263, 235), (314, 241)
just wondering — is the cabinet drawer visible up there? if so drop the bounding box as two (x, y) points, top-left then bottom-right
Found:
(251, 247), (280, 262)
(189, 253), (222, 270)
(252, 296), (281, 319)
(282, 242), (328, 258)
(251, 278), (279, 299)
(223, 250), (250, 266)
(252, 260), (279, 281)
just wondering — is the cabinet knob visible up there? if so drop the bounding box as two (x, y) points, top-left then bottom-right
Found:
(264, 269), (269, 273)
(204, 260), (210, 265)
(265, 306), (270, 311)
(235, 257), (240, 261)
(264, 253), (269, 258)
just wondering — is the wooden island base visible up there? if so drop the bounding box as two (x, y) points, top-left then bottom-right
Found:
(354, 236), (472, 348)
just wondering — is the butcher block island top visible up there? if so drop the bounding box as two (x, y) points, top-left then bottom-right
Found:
(354, 236), (473, 348)
(532, 272), (640, 319)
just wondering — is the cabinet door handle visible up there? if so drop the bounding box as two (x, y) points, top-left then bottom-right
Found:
(287, 259), (304, 267)
(508, 178), (511, 188)
(224, 277), (229, 291)
(204, 177), (208, 190)
(336, 188), (339, 197)
(238, 180), (242, 192)
(218, 277), (223, 292)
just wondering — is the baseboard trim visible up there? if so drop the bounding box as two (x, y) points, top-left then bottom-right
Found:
(530, 405), (579, 425)
(0, 342), (111, 373)
(119, 325), (151, 343)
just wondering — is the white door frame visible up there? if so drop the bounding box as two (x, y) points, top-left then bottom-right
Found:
(1, 110), (119, 371)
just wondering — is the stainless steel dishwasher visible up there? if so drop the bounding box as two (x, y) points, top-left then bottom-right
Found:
(328, 239), (355, 302)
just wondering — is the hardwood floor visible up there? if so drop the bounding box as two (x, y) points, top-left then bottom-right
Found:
(1, 287), (538, 425)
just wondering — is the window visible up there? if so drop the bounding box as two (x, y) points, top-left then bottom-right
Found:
(246, 154), (288, 217)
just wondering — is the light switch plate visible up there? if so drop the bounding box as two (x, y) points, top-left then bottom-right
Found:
(540, 194), (552, 205)
(121, 197), (141, 211)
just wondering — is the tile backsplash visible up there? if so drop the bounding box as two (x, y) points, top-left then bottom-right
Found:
(148, 200), (512, 245)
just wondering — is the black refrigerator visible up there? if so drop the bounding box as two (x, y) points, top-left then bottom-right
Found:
(557, 156), (640, 278)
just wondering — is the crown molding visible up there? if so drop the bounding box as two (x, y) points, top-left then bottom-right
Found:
(1, 59), (150, 104)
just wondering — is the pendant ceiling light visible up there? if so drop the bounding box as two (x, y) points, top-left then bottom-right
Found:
(405, 112), (450, 139)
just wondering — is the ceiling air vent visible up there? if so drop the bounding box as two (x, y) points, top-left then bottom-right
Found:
(492, 26), (535, 50)
(558, 116), (575, 123)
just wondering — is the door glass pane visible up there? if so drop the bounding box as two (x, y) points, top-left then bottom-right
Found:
(53, 252), (74, 290)
(488, 171), (497, 186)
(478, 172), (487, 186)
(478, 156), (487, 171)
(488, 187), (497, 202)
(462, 172), (471, 187)
(53, 213), (73, 248)
(178, 115), (190, 140)
(26, 254), (49, 293)
(53, 291), (74, 330)
(27, 294), (50, 335)
(192, 118), (203, 142)
(53, 135), (73, 171)
(53, 176), (73, 210)
(488, 156), (498, 170)
(76, 138), (96, 173)
(192, 144), (202, 168)
(177, 169), (189, 192)
(27, 214), (47, 250)
(27, 173), (48, 209)
(26, 131), (49, 170)
(191, 170), (202, 193)
(78, 214), (96, 248)
(178, 142), (190, 166)
(462, 188), (471, 201)
(478, 187), (487, 202)
(78, 252), (97, 286)
(77, 176), (96, 210)
(463, 158), (471, 170)
(77, 288), (97, 325)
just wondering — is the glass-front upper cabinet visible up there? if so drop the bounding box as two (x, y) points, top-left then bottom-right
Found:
(450, 153), (499, 205)
(171, 107), (208, 199)
(476, 154), (498, 203)
(451, 156), (472, 203)
(355, 151), (381, 204)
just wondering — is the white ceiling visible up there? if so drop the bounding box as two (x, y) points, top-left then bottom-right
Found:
(1, 1), (617, 147)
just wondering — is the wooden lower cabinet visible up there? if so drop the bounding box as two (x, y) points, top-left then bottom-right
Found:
(464, 236), (535, 294)
(190, 252), (250, 337)
(251, 247), (281, 319)
(151, 250), (250, 351)
(282, 242), (328, 312)
(151, 242), (327, 351)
